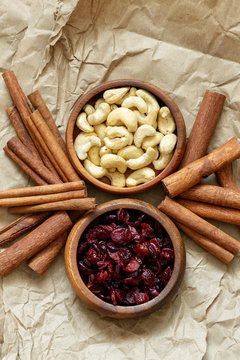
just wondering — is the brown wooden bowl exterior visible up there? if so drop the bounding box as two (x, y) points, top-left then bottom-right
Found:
(64, 199), (186, 319)
(66, 79), (186, 194)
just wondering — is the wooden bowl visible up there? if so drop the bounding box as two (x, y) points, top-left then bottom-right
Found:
(66, 79), (186, 194)
(64, 199), (186, 319)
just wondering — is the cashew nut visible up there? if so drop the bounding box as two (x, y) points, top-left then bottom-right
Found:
(105, 170), (126, 187)
(83, 104), (95, 115)
(83, 159), (106, 178)
(158, 106), (176, 135)
(76, 112), (94, 133)
(100, 154), (127, 173)
(106, 107), (138, 132)
(110, 104), (118, 111)
(142, 132), (164, 150)
(126, 167), (155, 187)
(74, 133), (101, 160)
(136, 89), (160, 113)
(103, 87), (130, 104)
(94, 123), (106, 141)
(159, 134), (177, 154)
(126, 147), (158, 170)
(134, 124), (156, 148)
(88, 146), (100, 166)
(95, 98), (105, 109)
(100, 146), (112, 157)
(121, 96), (148, 114)
(104, 126), (132, 150)
(117, 145), (144, 159)
(153, 152), (173, 170)
(88, 103), (110, 125)
(134, 109), (158, 128)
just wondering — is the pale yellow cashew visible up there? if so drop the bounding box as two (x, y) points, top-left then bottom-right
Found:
(106, 107), (138, 132)
(76, 112), (94, 133)
(134, 109), (158, 128)
(153, 152), (173, 170)
(142, 132), (164, 150)
(88, 146), (100, 166)
(95, 98), (105, 109)
(159, 134), (177, 154)
(94, 123), (106, 141)
(126, 167), (155, 187)
(126, 147), (158, 170)
(121, 96), (148, 114)
(114, 87), (137, 105)
(74, 133), (101, 160)
(134, 124), (156, 148)
(103, 87), (130, 104)
(110, 104), (118, 111)
(88, 103), (110, 125)
(83, 104), (95, 115)
(136, 89), (160, 113)
(158, 106), (176, 135)
(105, 170), (126, 187)
(99, 146), (112, 157)
(118, 145), (144, 159)
(83, 159), (106, 179)
(100, 154), (127, 173)
(104, 126), (132, 150)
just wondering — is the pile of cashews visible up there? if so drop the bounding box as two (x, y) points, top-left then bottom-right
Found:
(74, 87), (177, 187)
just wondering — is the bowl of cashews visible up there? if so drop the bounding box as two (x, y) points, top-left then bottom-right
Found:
(66, 80), (186, 194)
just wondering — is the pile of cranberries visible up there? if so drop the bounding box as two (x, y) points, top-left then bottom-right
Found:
(77, 208), (174, 306)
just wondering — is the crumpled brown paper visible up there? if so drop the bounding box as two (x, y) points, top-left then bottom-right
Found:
(0, 0), (240, 359)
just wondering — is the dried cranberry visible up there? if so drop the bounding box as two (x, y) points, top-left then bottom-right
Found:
(77, 208), (174, 306)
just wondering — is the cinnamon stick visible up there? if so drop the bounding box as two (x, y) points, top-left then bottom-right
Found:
(7, 137), (61, 184)
(6, 106), (37, 156)
(0, 211), (72, 276)
(158, 197), (240, 254)
(0, 212), (51, 246)
(27, 231), (69, 275)
(30, 110), (80, 182)
(25, 115), (67, 181)
(9, 198), (96, 214)
(216, 164), (239, 190)
(176, 198), (240, 226)
(0, 181), (85, 199)
(180, 90), (226, 168)
(4, 145), (47, 185)
(175, 221), (234, 264)
(161, 137), (240, 198)
(179, 184), (240, 210)
(28, 90), (67, 155)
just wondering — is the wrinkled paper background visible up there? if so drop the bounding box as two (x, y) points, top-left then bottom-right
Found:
(0, 1), (240, 359)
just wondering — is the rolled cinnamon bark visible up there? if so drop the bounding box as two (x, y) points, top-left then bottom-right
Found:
(25, 115), (67, 181)
(175, 198), (240, 226)
(0, 181), (85, 199)
(28, 90), (67, 155)
(179, 184), (240, 210)
(28, 231), (69, 275)
(0, 211), (72, 276)
(4, 145), (47, 185)
(180, 90), (226, 168)
(161, 137), (240, 198)
(0, 212), (51, 246)
(158, 196), (240, 254)
(175, 221), (234, 264)
(216, 164), (239, 190)
(7, 137), (61, 184)
(31, 110), (80, 182)
(9, 198), (96, 214)
(0, 190), (86, 208)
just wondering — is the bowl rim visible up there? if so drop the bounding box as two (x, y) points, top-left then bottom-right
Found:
(66, 79), (186, 194)
(64, 198), (186, 318)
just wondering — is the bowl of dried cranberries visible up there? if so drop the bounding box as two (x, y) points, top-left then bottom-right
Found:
(65, 199), (185, 319)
